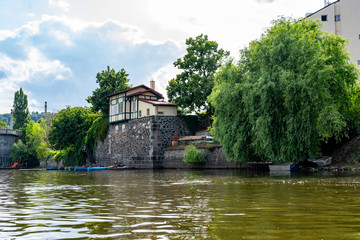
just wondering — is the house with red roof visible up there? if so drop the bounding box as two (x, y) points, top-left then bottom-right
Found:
(107, 80), (177, 123)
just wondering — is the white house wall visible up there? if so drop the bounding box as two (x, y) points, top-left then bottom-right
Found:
(308, 0), (360, 70)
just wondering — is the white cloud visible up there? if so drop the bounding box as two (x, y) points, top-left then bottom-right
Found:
(51, 30), (73, 46)
(49, 0), (70, 12)
(0, 48), (71, 83)
(0, 47), (72, 112)
(0, 30), (17, 41)
(150, 64), (182, 101)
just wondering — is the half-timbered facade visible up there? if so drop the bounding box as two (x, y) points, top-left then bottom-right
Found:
(107, 82), (177, 123)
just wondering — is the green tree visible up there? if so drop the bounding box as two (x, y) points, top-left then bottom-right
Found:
(0, 120), (7, 129)
(49, 106), (100, 166)
(210, 18), (359, 163)
(167, 34), (229, 114)
(25, 119), (52, 161)
(10, 140), (38, 168)
(13, 88), (30, 130)
(87, 66), (130, 116)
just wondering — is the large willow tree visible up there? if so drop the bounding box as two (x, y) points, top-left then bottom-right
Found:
(210, 18), (359, 163)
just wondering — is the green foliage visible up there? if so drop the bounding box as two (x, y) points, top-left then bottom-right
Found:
(181, 115), (199, 135)
(210, 18), (359, 164)
(87, 66), (130, 116)
(10, 140), (38, 167)
(85, 116), (109, 150)
(30, 112), (46, 122)
(25, 119), (52, 161)
(0, 120), (7, 129)
(183, 145), (206, 164)
(10, 140), (28, 162)
(52, 147), (77, 167)
(167, 34), (229, 114)
(49, 106), (100, 166)
(13, 88), (30, 130)
(0, 113), (10, 126)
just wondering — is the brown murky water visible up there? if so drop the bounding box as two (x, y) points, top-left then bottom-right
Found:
(1, 169), (360, 239)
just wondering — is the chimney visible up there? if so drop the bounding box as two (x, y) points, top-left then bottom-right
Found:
(10, 109), (13, 130)
(150, 80), (155, 90)
(45, 101), (47, 115)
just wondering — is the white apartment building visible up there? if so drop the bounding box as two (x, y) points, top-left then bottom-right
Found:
(306, 0), (360, 70)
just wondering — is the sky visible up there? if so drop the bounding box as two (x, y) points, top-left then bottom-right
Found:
(0, 0), (326, 114)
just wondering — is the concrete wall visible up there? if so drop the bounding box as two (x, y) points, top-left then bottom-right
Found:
(0, 130), (20, 168)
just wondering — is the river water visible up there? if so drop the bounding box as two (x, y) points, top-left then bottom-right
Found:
(1, 169), (360, 240)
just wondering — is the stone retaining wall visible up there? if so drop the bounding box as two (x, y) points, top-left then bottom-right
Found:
(94, 116), (190, 168)
(163, 145), (239, 168)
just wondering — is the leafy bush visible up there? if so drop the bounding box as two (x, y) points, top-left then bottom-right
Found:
(85, 116), (109, 150)
(183, 145), (206, 164)
(10, 140), (38, 167)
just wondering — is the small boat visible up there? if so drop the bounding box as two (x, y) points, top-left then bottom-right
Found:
(74, 167), (86, 171)
(108, 166), (133, 170)
(269, 163), (298, 172)
(87, 167), (109, 171)
(46, 167), (59, 170)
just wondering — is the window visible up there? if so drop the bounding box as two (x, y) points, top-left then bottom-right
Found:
(139, 110), (142, 117)
(358, 34), (360, 39)
(132, 98), (137, 111)
(118, 103), (123, 114)
(158, 112), (164, 115)
(321, 15), (327, 21)
(122, 124), (126, 132)
(334, 15), (341, 22)
(147, 108), (150, 115)
(357, 60), (360, 65)
(111, 104), (117, 115)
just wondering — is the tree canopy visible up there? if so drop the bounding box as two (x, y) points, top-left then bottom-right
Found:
(13, 88), (30, 130)
(167, 34), (229, 114)
(49, 106), (100, 166)
(0, 120), (7, 129)
(87, 66), (130, 116)
(210, 18), (359, 163)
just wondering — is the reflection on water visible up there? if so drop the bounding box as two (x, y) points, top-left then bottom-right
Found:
(1, 169), (360, 239)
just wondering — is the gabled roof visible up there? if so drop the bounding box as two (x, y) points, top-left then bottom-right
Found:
(127, 89), (164, 98)
(106, 85), (164, 98)
(139, 99), (176, 106)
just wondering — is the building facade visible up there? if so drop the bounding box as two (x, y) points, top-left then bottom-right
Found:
(306, 0), (360, 70)
(107, 81), (177, 124)
(94, 81), (190, 168)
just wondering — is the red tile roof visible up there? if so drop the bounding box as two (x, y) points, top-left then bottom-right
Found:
(139, 99), (176, 106)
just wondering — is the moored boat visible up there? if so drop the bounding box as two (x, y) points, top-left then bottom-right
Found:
(87, 167), (109, 171)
